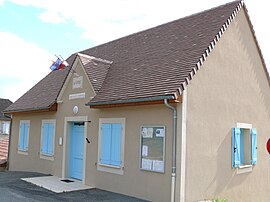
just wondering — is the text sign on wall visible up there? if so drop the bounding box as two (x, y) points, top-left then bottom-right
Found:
(73, 76), (83, 89)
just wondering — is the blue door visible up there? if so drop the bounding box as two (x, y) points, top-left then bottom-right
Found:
(69, 122), (84, 180)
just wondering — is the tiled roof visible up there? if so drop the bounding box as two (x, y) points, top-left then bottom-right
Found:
(78, 53), (112, 92)
(83, 0), (242, 105)
(0, 99), (12, 119)
(0, 136), (9, 164)
(5, 1), (244, 112)
(4, 65), (71, 113)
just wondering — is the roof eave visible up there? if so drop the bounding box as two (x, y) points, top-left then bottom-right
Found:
(3, 103), (58, 114)
(86, 95), (177, 108)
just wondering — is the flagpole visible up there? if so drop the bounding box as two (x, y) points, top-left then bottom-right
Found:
(60, 54), (79, 76)
(51, 54), (79, 76)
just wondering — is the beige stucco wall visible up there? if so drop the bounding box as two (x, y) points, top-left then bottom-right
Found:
(185, 8), (270, 202)
(88, 104), (176, 202)
(9, 57), (96, 176)
(8, 56), (181, 201)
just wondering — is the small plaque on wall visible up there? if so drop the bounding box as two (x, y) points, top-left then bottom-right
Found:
(73, 76), (83, 89)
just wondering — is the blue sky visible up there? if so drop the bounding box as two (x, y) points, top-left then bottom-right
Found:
(0, 0), (269, 102)
(0, 2), (92, 59)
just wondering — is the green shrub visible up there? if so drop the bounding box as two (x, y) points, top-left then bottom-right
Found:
(212, 199), (228, 202)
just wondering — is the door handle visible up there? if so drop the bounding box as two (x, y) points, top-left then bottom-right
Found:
(86, 138), (90, 144)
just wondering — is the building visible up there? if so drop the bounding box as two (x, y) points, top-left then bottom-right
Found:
(0, 98), (12, 135)
(4, 1), (270, 201)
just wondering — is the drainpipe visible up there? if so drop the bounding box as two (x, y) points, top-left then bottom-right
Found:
(164, 99), (177, 202)
(7, 115), (12, 170)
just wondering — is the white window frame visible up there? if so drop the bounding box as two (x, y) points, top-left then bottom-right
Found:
(40, 119), (56, 161)
(1, 121), (10, 135)
(97, 118), (125, 175)
(18, 120), (30, 155)
(235, 122), (253, 174)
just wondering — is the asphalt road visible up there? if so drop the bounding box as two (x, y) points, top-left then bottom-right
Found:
(0, 171), (147, 202)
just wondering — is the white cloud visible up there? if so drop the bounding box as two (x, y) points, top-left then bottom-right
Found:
(0, 32), (53, 101)
(39, 10), (65, 24)
(244, 0), (270, 70)
(3, 0), (270, 69)
(5, 0), (228, 44)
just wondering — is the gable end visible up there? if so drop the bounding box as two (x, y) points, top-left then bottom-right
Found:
(178, 0), (244, 95)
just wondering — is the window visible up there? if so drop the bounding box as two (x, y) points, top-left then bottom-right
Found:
(18, 120), (30, 152)
(41, 120), (55, 157)
(140, 126), (165, 173)
(1, 121), (10, 134)
(98, 118), (125, 175)
(232, 123), (257, 168)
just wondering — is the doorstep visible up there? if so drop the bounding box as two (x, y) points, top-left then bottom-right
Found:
(21, 175), (93, 193)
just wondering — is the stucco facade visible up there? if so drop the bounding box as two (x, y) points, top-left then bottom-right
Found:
(7, 3), (270, 202)
(9, 57), (181, 202)
(185, 9), (270, 202)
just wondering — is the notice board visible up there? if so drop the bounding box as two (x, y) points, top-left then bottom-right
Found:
(140, 126), (165, 173)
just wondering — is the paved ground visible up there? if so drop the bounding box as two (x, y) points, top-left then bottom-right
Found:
(0, 171), (147, 202)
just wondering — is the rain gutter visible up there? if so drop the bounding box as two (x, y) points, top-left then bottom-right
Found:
(86, 95), (175, 106)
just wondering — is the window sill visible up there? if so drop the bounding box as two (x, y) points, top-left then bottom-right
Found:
(18, 150), (28, 155)
(97, 162), (123, 175)
(237, 164), (253, 174)
(40, 153), (54, 161)
(98, 163), (121, 169)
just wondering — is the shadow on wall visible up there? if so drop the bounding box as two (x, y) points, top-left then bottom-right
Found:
(205, 129), (250, 197)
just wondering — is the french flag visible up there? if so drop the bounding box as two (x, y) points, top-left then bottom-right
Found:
(50, 57), (68, 71)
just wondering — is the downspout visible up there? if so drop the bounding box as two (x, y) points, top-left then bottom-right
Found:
(7, 114), (12, 170)
(164, 99), (177, 202)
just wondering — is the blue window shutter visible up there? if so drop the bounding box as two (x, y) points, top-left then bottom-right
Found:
(41, 124), (49, 154)
(110, 124), (122, 166)
(19, 123), (25, 150)
(47, 123), (54, 155)
(240, 128), (244, 164)
(100, 124), (112, 165)
(24, 123), (29, 150)
(251, 128), (257, 165)
(232, 128), (241, 168)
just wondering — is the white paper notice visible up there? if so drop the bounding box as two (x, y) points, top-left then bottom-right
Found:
(152, 160), (164, 172)
(142, 158), (152, 170)
(155, 128), (165, 137)
(147, 128), (153, 138)
(142, 127), (148, 138)
(142, 145), (148, 157)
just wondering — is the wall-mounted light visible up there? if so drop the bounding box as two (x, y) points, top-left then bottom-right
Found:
(73, 106), (79, 114)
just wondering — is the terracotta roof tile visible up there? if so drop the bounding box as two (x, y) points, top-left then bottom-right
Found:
(0, 136), (9, 164)
(83, 0), (242, 105)
(4, 65), (71, 113)
(6, 1), (243, 111)
(78, 53), (112, 92)
(0, 99), (12, 119)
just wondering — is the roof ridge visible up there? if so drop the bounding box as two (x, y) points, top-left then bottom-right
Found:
(77, 53), (113, 92)
(177, 0), (244, 95)
(77, 53), (113, 65)
(79, 1), (242, 55)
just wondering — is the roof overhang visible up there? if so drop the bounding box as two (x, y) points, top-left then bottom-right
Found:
(3, 103), (58, 114)
(86, 95), (181, 108)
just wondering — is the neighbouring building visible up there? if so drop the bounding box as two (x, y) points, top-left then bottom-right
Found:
(0, 98), (12, 135)
(4, 1), (270, 201)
